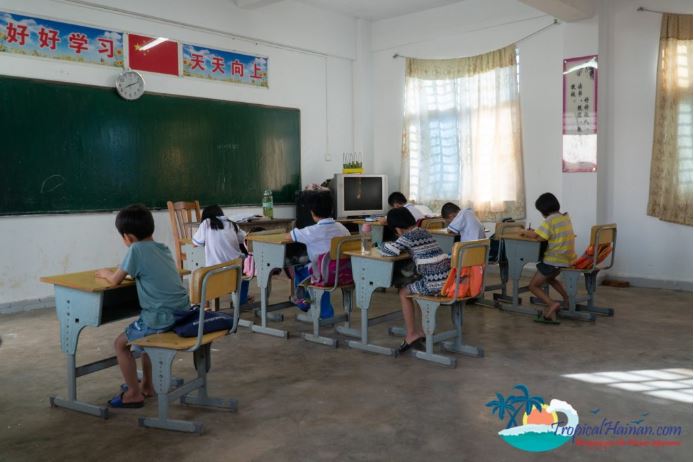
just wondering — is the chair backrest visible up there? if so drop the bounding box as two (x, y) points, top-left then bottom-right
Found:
(329, 235), (362, 260)
(588, 223), (617, 270)
(188, 260), (242, 351)
(450, 239), (490, 302)
(189, 259), (242, 305)
(420, 217), (446, 230)
(167, 200), (201, 269)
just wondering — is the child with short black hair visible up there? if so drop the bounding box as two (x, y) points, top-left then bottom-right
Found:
(441, 202), (485, 242)
(286, 193), (350, 318)
(521, 192), (576, 323)
(380, 207), (450, 353)
(96, 204), (189, 407)
(193, 204), (250, 304)
(386, 191), (425, 221)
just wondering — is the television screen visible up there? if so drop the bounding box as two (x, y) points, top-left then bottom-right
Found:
(343, 176), (383, 212)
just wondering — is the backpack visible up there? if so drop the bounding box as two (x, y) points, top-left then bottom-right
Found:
(310, 252), (354, 287)
(440, 265), (484, 299)
(172, 307), (235, 337)
(572, 243), (612, 270)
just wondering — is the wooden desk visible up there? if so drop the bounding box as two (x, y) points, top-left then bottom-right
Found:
(494, 232), (545, 316)
(41, 269), (141, 418)
(245, 233), (307, 338)
(429, 228), (459, 255)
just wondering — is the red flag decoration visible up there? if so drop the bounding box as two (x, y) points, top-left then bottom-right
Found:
(127, 33), (179, 76)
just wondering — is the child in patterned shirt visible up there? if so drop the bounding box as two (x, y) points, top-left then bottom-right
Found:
(380, 207), (450, 353)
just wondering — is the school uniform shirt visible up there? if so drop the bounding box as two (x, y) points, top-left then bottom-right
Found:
(404, 203), (425, 221)
(192, 216), (246, 266)
(290, 218), (350, 272)
(534, 213), (577, 267)
(447, 208), (485, 241)
(380, 227), (450, 295)
(120, 241), (190, 329)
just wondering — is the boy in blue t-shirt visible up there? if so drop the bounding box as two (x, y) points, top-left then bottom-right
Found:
(96, 204), (189, 408)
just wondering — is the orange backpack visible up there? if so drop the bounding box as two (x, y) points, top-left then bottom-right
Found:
(440, 265), (484, 298)
(572, 243), (612, 269)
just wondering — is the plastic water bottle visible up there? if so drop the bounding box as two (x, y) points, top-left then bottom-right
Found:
(262, 189), (273, 219)
(361, 223), (372, 254)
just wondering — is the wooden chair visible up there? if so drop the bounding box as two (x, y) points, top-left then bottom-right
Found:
(131, 260), (242, 433)
(167, 200), (201, 270)
(419, 217), (446, 230)
(409, 239), (490, 367)
(303, 235), (361, 347)
(559, 224), (617, 321)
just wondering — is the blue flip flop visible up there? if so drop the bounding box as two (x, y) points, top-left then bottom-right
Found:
(108, 391), (144, 408)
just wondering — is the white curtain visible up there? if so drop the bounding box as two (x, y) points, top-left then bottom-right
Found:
(647, 13), (693, 226)
(402, 45), (525, 221)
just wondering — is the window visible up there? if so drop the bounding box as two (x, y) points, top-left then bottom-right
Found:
(647, 14), (693, 226)
(402, 45), (525, 221)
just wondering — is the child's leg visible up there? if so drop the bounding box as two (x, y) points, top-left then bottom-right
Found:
(114, 332), (145, 403)
(319, 291), (334, 319)
(399, 287), (425, 343)
(548, 277), (570, 304)
(239, 279), (250, 305)
(528, 272), (560, 318)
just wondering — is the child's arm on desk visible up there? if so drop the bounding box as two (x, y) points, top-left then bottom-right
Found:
(519, 229), (540, 239)
(95, 268), (128, 285)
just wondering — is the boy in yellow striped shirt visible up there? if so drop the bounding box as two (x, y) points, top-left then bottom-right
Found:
(521, 193), (577, 322)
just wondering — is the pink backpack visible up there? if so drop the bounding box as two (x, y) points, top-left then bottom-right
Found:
(310, 252), (354, 287)
(243, 255), (256, 278)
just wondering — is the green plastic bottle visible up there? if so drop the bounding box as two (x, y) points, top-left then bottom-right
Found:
(262, 189), (274, 219)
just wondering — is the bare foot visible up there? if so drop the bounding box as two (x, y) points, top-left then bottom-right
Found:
(543, 302), (561, 321)
(122, 389), (145, 404)
(405, 333), (424, 344)
(140, 386), (155, 398)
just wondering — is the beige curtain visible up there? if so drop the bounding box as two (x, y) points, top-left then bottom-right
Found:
(647, 14), (693, 226)
(402, 45), (525, 221)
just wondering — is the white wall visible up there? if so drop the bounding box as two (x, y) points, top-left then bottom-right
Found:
(602, 0), (692, 288)
(0, 0), (358, 307)
(370, 0), (692, 287)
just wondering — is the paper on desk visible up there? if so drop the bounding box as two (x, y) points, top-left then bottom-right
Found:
(228, 213), (263, 223)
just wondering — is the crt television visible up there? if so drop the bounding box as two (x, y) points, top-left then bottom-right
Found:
(331, 174), (388, 218)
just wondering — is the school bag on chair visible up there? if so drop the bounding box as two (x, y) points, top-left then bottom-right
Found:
(440, 265), (484, 298)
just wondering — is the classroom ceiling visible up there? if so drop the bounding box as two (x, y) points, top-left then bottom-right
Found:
(296, 0), (466, 20)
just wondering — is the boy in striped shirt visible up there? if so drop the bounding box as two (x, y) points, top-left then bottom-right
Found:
(521, 193), (576, 322)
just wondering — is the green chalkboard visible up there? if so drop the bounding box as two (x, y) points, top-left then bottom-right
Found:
(0, 75), (301, 215)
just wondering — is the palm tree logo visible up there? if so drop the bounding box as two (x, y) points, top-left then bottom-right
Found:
(486, 384), (544, 428)
(486, 384), (579, 452)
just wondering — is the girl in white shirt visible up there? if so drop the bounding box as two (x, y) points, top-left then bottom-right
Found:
(193, 205), (250, 304)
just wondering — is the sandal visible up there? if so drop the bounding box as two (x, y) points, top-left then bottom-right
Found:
(534, 312), (560, 325)
(397, 337), (424, 354)
(107, 391), (144, 408)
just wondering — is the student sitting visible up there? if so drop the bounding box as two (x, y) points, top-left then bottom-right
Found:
(378, 192), (425, 223)
(379, 208), (451, 353)
(521, 192), (577, 323)
(96, 204), (189, 408)
(286, 193), (350, 318)
(441, 202), (485, 241)
(193, 204), (251, 305)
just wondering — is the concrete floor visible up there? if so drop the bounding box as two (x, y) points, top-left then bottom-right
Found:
(0, 276), (691, 462)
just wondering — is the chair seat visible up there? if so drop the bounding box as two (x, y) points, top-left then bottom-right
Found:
(562, 267), (601, 274)
(131, 330), (228, 350)
(409, 294), (458, 305)
(307, 283), (355, 290)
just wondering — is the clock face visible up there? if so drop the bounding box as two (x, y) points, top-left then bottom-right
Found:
(115, 70), (145, 100)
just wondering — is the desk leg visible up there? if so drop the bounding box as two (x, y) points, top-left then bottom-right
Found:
(251, 252), (289, 338)
(497, 243), (537, 316)
(345, 260), (397, 357)
(50, 288), (109, 418)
